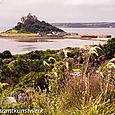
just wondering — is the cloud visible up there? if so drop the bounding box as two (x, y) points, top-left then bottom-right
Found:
(63, 0), (113, 6)
(0, 0), (115, 27)
(0, 0), (4, 4)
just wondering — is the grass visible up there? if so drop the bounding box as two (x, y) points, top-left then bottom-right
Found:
(0, 32), (38, 37)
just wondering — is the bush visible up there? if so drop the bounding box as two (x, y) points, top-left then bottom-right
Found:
(102, 38), (115, 59)
(0, 50), (12, 59)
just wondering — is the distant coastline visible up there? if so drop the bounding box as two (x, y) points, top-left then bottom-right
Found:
(51, 22), (115, 28)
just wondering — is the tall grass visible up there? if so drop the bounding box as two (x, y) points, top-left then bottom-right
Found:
(38, 47), (114, 114)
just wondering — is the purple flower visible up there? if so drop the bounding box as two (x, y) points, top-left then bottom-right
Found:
(72, 75), (77, 79)
(10, 92), (14, 97)
(111, 60), (115, 63)
(112, 70), (115, 73)
(18, 95), (22, 102)
(101, 55), (105, 60)
(72, 71), (82, 78)
(10, 92), (18, 97)
(97, 58), (101, 62)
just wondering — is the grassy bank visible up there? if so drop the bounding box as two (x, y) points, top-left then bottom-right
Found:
(0, 33), (38, 37)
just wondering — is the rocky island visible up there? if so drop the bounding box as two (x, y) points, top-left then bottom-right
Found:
(13, 13), (64, 33)
(0, 13), (65, 38)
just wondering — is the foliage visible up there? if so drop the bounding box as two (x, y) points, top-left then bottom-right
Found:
(102, 38), (115, 59)
(0, 39), (115, 114)
(0, 50), (12, 59)
(97, 38), (115, 59)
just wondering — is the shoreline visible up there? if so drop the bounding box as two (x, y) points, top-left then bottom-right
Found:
(0, 34), (109, 41)
(0, 36), (107, 55)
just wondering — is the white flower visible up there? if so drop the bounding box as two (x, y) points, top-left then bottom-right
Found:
(6, 97), (16, 104)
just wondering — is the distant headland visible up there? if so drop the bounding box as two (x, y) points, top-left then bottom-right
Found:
(52, 22), (115, 28)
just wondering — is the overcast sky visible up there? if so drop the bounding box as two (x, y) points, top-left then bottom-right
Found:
(0, 0), (115, 27)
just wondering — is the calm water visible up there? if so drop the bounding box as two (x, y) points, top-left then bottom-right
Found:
(0, 28), (114, 54)
(62, 28), (115, 37)
(0, 38), (104, 54)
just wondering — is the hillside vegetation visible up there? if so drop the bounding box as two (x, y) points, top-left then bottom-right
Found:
(0, 38), (115, 114)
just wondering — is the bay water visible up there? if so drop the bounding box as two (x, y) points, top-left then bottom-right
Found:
(0, 28), (114, 54)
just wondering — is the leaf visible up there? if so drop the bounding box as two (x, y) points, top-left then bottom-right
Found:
(88, 46), (101, 56)
(43, 61), (49, 67)
(106, 62), (115, 69)
(109, 58), (115, 63)
(66, 62), (69, 70)
(63, 49), (71, 58)
(0, 82), (9, 89)
(53, 72), (58, 77)
(48, 57), (56, 62)
(73, 68), (81, 72)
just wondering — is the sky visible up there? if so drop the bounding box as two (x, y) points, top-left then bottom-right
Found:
(0, 0), (115, 27)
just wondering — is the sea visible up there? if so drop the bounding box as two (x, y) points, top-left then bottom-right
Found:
(0, 27), (115, 54)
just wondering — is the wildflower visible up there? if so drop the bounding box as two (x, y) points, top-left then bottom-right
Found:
(112, 69), (115, 73)
(72, 74), (77, 79)
(69, 57), (74, 62)
(10, 92), (15, 97)
(10, 92), (18, 98)
(97, 57), (101, 62)
(7, 97), (16, 104)
(111, 58), (115, 63)
(73, 72), (81, 78)
(101, 55), (105, 60)
(18, 94), (22, 102)
(72, 69), (82, 78)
